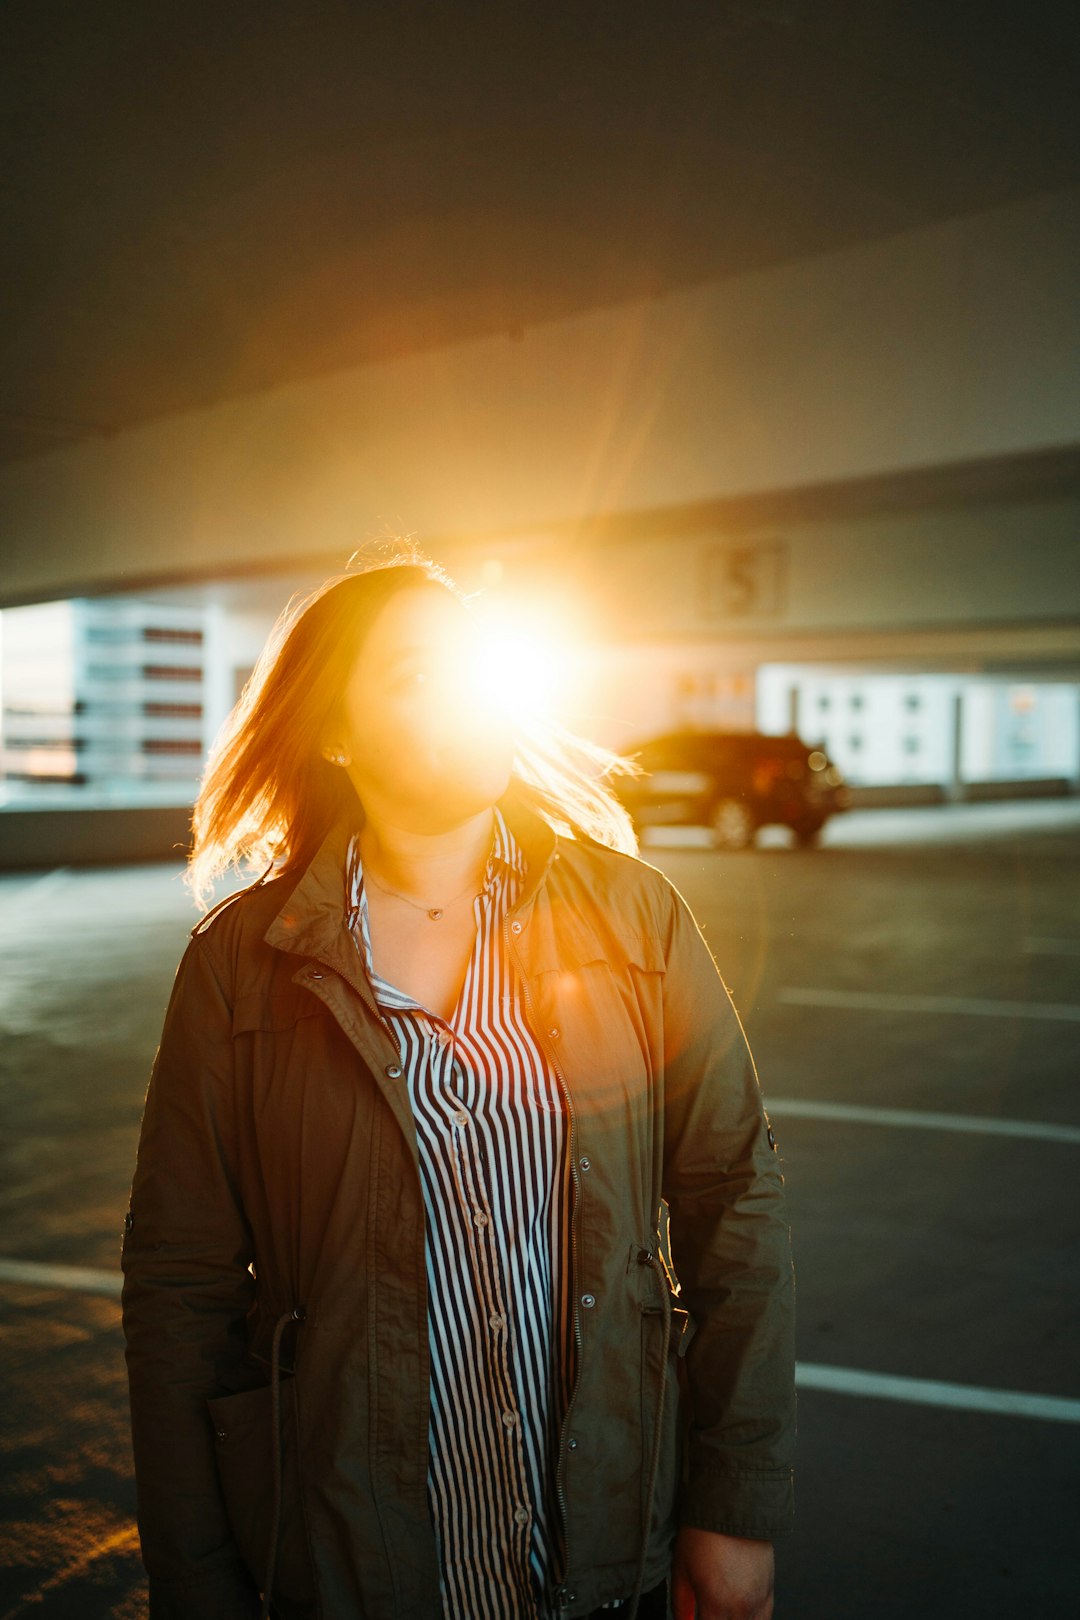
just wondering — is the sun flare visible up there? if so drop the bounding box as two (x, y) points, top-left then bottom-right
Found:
(437, 590), (583, 725)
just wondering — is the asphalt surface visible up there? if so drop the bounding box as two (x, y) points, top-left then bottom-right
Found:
(1, 801), (1078, 1619)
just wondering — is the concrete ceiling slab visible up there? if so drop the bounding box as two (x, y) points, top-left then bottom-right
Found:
(3, 1), (1078, 463)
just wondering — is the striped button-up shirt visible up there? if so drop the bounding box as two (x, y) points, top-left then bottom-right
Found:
(346, 805), (630, 1619)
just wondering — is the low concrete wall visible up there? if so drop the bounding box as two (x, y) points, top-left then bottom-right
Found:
(1, 778), (1075, 869)
(846, 783), (945, 808)
(0, 806), (193, 872)
(846, 778), (1074, 809)
(962, 776), (1073, 801)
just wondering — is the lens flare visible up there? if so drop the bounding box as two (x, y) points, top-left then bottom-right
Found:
(465, 624), (559, 717)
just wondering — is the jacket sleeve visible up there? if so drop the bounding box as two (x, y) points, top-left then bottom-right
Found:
(120, 930), (261, 1619)
(658, 877), (797, 1539)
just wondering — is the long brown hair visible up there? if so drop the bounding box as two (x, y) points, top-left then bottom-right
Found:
(185, 543), (642, 910)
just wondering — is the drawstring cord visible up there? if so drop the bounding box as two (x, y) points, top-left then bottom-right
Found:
(260, 1305), (305, 1620)
(623, 1245), (673, 1620)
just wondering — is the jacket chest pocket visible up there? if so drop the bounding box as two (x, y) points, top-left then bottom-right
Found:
(540, 931), (665, 1119)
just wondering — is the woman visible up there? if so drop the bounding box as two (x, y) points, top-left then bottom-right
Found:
(120, 549), (796, 1620)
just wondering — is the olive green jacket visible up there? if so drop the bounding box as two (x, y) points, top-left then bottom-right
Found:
(120, 781), (796, 1618)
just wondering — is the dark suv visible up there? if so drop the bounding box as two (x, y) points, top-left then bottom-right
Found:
(615, 729), (851, 849)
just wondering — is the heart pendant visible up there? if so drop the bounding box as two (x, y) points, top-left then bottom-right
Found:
(428, 908), (444, 920)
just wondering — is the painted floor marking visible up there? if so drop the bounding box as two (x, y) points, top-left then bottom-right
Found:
(0, 1257), (121, 1297)
(767, 1097), (1080, 1144)
(779, 987), (1080, 1023)
(796, 1362), (1080, 1423)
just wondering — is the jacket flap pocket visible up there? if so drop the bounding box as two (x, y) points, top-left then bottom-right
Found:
(606, 926), (666, 974)
(641, 1298), (693, 1352)
(206, 1378), (317, 1607)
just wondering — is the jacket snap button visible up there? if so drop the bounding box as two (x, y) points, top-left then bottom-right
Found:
(510, 920), (523, 934)
(215, 1429), (227, 1441)
(548, 1027), (559, 1040)
(310, 970), (324, 979)
(581, 1293), (595, 1308)
(385, 1063), (402, 1079)
(578, 1156), (591, 1172)
(292, 1305), (306, 1322)
(567, 1436), (578, 1449)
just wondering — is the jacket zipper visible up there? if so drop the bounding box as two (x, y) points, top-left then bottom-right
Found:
(506, 909), (582, 1611)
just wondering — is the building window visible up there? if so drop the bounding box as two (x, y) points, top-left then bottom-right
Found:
(143, 626), (204, 645)
(142, 664), (203, 682)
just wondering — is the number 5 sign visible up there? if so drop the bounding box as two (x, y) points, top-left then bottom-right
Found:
(701, 539), (788, 618)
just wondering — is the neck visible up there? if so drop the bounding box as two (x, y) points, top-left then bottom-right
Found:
(358, 805), (496, 901)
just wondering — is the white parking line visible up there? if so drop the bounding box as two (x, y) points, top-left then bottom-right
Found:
(767, 1098), (1080, 1144)
(0, 1257), (121, 1297)
(779, 987), (1080, 1022)
(796, 1362), (1080, 1423)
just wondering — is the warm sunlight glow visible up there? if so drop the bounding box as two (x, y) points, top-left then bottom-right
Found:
(467, 624), (559, 717)
(434, 590), (585, 725)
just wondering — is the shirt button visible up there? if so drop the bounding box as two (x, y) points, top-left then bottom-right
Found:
(581, 1293), (596, 1308)
(501, 1409), (517, 1427)
(514, 1505), (530, 1526)
(489, 1313), (506, 1330)
(385, 1064), (402, 1079)
(453, 1111), (469, 1127)
(473, 1211), (490, 1227)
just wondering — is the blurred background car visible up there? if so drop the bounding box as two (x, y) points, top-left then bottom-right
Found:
(616, 729), (852, 849)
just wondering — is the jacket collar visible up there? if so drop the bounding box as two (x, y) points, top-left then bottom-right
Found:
(262, 776), (560, 975)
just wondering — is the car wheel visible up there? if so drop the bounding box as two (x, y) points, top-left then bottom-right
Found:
(709, 797), (755, 850)
(792, 821), (824, 849)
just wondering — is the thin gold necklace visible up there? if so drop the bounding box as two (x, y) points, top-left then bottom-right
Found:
(363, 865), (485, 922)
(360, 825), (495, 921)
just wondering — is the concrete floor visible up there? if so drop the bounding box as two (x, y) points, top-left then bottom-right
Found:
(1, 802), (1078, 1618)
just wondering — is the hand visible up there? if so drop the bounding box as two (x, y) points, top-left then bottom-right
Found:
(670, 1526), (775, 1620)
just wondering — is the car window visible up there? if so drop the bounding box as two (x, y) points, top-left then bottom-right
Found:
(632, 736), (698, 771)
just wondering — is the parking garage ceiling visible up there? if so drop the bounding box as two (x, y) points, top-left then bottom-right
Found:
(3, 2), (1078, 467)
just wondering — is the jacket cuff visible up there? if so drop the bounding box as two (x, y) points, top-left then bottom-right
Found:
(678, 1464), (795, 1540)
